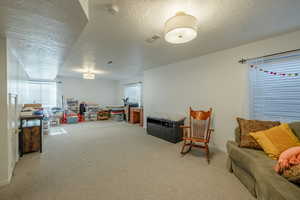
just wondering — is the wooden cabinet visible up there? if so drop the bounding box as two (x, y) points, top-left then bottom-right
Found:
(22, 126), (41, 153)
(130, 108), (140, 124)
(140, 109), (144, 127)
(19, 115), (43, 156)
(130, 108), (144, 127)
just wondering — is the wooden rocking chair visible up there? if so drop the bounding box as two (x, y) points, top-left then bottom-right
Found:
(180, 107), (214, 163)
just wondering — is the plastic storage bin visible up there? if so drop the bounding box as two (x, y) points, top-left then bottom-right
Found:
(146, 116), (185, 143)
(67, 116), (78, 124)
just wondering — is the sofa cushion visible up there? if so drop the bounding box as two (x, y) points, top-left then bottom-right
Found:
(236, 118), (280, 149)
(234, 121), (300, 148)
(250, 123), (300, 159)
(227, 141), (276, 176)
(227, 141), (300, 200)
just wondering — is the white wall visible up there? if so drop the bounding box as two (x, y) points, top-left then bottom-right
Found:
(59, 76), (119, 106)
(7, 46), (29, 180)
(144, 30), (300, 152)
(0, 37), (9, 186)
(0, 38), (30, 187)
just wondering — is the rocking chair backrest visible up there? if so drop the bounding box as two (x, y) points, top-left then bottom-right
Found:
(189, 107), (212, 141)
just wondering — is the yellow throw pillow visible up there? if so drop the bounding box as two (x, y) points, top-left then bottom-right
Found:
(250, 123), (300, 160)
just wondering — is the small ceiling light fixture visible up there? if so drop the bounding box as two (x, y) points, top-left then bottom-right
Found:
(164, 12), (198, 44)
(73, 67), (107, 79)
(83, 73), (95, 80)
(73, 68), (104, 74)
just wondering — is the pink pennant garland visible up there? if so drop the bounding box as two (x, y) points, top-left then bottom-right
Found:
(249, 65), (298, 77)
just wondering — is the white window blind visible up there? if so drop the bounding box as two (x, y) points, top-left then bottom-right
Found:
(249, 54), (300, 122)
(124, 83), (142, 106)
(24, 81), (57, 108)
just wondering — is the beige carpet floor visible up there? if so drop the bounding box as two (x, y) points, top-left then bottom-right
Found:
(0, 121), (254, 200)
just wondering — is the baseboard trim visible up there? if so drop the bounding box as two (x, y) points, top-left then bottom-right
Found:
(0, 173), (12, 188)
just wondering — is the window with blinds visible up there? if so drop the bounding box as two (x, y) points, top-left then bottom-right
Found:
(249, 54), (300, 122)
(24, 81), (57, 108)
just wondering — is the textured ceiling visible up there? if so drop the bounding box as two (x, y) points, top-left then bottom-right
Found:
(0, 0), (88, 80)
(2, 0), (300, 81)
(60, 0), (300, 80)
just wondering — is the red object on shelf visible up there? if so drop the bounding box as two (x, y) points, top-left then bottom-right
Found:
(78, 114), (84, 122)
(61, 112), (86, 124)
(61, 112), (67, 124)
(111, 111), (124, 115)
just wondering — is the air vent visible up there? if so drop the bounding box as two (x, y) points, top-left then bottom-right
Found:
(145, 34), (161, 43)
(106, 4), (119, 15)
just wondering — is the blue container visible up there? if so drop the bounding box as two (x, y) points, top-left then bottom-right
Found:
(67, 116), (78, 124)
(111, 113), (124, 121)
(33, 110), (44, 115)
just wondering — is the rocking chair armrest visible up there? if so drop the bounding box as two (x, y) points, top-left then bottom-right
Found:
(179, 125), (190, 129)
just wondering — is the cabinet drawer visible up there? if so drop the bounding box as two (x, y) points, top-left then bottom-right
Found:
(23, 126), (41, 153)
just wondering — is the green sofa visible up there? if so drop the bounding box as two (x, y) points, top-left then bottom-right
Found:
(226, 122), (300, 200)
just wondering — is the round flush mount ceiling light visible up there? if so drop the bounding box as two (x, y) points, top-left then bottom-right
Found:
(164, 12), (198, 44)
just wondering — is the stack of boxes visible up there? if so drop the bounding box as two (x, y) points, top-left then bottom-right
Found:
(110, 107), (125, 121)
(43, 111), (50, 135)
(65, 98), (79, 124)
(63, 98), (126, 123)
(84, 104), (99, 121)
(97, 109), (110, 120)
(66, 98), (79, 114)
(50, 107), (63, 126)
